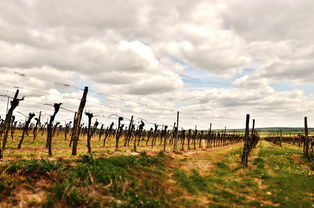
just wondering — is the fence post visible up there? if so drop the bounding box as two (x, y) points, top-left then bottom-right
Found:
(304, 117), (309, 158)
(174, 111), (179, 150)
(71, 87), (88, 156)
(241, 114), (250, 167)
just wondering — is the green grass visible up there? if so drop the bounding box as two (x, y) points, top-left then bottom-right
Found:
(257, 141), (314, 208)
(170, 141), (313, 207)
(0, 152), (175, 207)
(1, 139), (313, 207)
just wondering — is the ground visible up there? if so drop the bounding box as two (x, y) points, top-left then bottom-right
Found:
(0, 132), (313, 207)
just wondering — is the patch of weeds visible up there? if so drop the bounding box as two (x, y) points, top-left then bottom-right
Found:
(181, 198), (201, 208)
(45, 182), (92, 208)
(257, 142), (314, 207)
(300, 156), (314, 171)
(213, 189), (245, 203)
(214, 162), (229, 176)
(137, 152), (163, 168)
(5, 159), (65, 175)
(224, 179), (240, 189)
(215, 162), (229, 170)
(253, 157), (264, 168)
(240, 178), (258, 188)
(0, 177), (18, 197)
(265, 174), (314, 208)
(44, 153), (174, 207)
(173, 168), (213, 195)
(173, 168), (196, 194)
(78, 154), (94, 163)
(125, 189), (162, 208)
(231, 164), (242, 172)
(189, 169), (209, 192)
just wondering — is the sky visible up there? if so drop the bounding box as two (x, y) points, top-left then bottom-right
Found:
(0, 0), (314, 129)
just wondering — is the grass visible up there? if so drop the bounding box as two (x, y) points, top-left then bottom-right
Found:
(1, 133), (313, 207)
(170, 141), (314, 207)
(1, 151), (174, 207)
(256, 142), (314, 208)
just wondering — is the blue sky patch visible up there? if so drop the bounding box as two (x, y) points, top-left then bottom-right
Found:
(272, 82), (314, 95)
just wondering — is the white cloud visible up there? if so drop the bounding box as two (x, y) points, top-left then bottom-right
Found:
(0, 0), (313, 128)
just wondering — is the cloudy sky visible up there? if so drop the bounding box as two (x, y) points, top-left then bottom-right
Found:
(0, 0), (314, 129)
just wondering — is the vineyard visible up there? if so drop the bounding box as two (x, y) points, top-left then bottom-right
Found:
(0, 88), (313, 207)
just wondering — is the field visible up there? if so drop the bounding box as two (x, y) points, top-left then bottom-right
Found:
(0, 130), (313, 208)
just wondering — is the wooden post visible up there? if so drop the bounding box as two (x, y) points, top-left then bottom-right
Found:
(279, 129), (282, 147)
(174, 111), (179, 150)
(162, 125), (168, 151)
(124, 116), (133, 146)
(71, 87), (88, 156)
(304, 117), (309, 158)
(224, 126), (227, 145)
(241, 114), (250, 167)
(251, 119), (255, 136)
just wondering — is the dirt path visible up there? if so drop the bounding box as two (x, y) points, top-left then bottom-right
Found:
(168, 143), (244, 175)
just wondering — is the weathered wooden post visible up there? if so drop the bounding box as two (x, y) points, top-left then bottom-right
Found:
(174, 111), (180, 150)
(279, 129), (283, 147)
(193, 127), (197, 150)
(304, 117), (310, 159)
(162, 125), (168, 151)
(223, 126), (227, 146)
(124, 116), (133, 146)
(251, 119), (255, 136)
(241, 114), (250, 167)
(71, 87), (88, 156)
